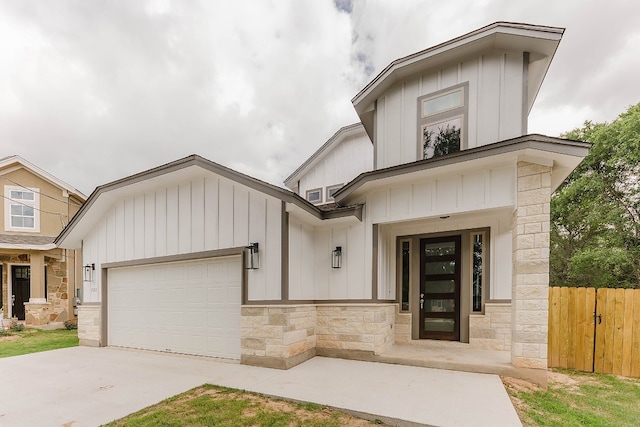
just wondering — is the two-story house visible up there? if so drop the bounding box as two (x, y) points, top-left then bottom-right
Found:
(56, 22), (590, 379)
(1, 156), (86, 325)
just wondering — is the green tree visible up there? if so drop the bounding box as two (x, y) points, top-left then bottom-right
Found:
(551, 102), (640, 288)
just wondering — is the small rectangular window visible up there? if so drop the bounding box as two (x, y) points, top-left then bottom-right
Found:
(326, 184), (343, 202)
(401, 241), (410, 311)
(4, 186), (40, 232)
(422, 90), (463, 117)
(472, 233), (484, 312)
(306, 188), (322, 204)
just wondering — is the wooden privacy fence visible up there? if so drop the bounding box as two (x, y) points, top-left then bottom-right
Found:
(548, 287), (640, 377)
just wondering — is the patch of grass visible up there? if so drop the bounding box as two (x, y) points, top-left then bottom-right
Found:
(105, 384), (385, 427)
(0, 328), (79, 358)
(505, 370), (640, 427)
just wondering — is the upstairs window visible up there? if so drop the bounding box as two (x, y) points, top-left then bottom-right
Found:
(326, 184), (343, 203)
(4, 186), (40, 232)
(418, 83), (467, 160)
(306, 188), (322, 205)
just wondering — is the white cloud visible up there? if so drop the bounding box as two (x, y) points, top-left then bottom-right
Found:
(0, 0), (637, 195)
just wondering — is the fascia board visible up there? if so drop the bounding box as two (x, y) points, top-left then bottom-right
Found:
(352, 22), (563, 116)
(334, 135), (589, 204)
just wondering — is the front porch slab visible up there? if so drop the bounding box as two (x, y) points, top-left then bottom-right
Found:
(326, 339), (548, 387)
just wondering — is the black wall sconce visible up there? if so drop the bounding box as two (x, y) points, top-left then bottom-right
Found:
(245, 242), (260, 270)
(83, 263), (95, 282)
(332, 246), (342, 269)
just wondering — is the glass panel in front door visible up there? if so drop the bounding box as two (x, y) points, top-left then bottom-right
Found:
(419, 236), (461, 340)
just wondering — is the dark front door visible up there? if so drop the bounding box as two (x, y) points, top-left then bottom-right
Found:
(12, 266), (30, 320)
(419, 236), (461, 340)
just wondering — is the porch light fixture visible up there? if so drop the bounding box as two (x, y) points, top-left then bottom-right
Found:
(332, 246), (342, 269)
(83, 263), (95, 282)
(244, 242), (260, 270)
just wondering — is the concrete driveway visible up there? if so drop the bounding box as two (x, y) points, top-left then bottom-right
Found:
(0, 346), (521, 426)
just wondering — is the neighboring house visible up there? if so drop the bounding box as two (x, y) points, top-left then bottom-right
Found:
(56, 22), (589, 374)
(1, 156), (86, 325)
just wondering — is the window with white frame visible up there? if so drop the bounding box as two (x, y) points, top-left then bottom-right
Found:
(4, 186), (40, 232)
(306, 188), (322, 205)
(418, 83), (468, 160)
(326, 184), (343, 202)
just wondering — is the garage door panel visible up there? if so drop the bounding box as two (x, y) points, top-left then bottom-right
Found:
(108, 256), (241, 359)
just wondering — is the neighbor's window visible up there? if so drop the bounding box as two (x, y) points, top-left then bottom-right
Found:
(326, 184), (343, 202)
(418, 83), (467, 160)
(4, 186), (40, 232)
(471, 232), (485, 312)
(306, 188), (322, 205)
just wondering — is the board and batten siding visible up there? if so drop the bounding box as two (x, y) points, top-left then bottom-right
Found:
(82, 174), (283, 303)
(298, 132), (373, 199)
(288, 216), (369, 300)
(367, 164), (517, 301)
(375, 52), (525, 169)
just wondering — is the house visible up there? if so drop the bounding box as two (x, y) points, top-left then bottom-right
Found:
(1, 156), (86, 325)
(55, 22), (589, 375)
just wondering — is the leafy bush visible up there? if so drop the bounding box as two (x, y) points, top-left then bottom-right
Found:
(64, 320), (78, 330)
(10, 320), (24, 332)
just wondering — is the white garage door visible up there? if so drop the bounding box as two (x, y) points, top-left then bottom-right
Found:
(108, 256), (241, 359)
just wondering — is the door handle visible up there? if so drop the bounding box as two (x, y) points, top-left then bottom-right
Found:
(594, 312), (602, 325)
(420, 293), (424, 310)
(11, 295), (15, 306)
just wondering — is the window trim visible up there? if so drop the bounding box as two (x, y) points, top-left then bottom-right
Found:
(305, 188), (323, 205)
(4, 185), (40, 233)
(325, 184), (343, 203)
(417, 82), (469, 161)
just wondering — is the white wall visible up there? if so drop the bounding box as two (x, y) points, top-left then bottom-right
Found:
(298, 132), (373, 202)
(367, 165), (516, 224)
(288, 216), (369, 300)
(82, 173), (283, 302)
(375, 52), (525, 169)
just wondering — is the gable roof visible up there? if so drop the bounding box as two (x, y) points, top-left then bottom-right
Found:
(55, 155), (362, 248)
(0, 155), (87, 200)
(284, 123), (367, 190)
(352, 22), (564, 140)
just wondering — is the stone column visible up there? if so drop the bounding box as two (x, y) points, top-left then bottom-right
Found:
(511, 161), (551, 369)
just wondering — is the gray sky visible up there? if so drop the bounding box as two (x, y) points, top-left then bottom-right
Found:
(1, 0), (638, 196)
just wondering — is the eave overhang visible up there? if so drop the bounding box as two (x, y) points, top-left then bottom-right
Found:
(333, 134), (590, 205)
(56, 155), (362, 249)
(351, 22), (564, 140)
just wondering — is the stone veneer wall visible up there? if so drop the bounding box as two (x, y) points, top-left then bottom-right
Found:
(77, 304), (101, 347)
(394, 311), (412, 343)
(511, 162), (551, 369)
(469, 303), (512, 351)
(241, 304), (398, 368)
(43, 256), (72, 323)
(24, 302), (52, 325)
(0, 252), (74, 324)
(316, 304), (396, 355)
(241, 305), (317, 369)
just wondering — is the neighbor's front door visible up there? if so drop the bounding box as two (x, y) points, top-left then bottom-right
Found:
(12, 266), (30, 320)
(419, 236), (461, 340)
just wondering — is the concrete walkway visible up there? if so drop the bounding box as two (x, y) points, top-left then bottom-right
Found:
(0, 347), (521, 426)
